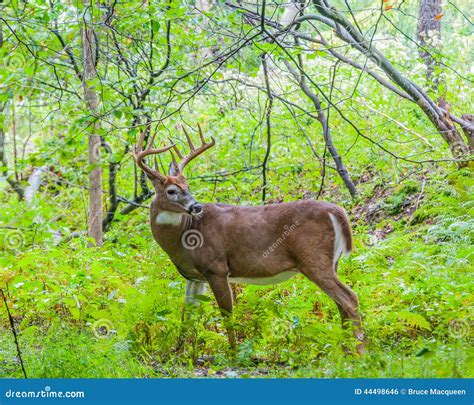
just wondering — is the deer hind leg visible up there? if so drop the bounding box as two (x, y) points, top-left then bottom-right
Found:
(333, 261), (351, 330)
(335, 302), (350, 328)
(300, 261), (365, 355)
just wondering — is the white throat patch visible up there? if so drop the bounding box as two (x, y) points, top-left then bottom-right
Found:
(155, 211), (184, 226)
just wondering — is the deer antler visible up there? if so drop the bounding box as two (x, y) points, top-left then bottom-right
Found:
(171, 123), (215, 174)
(133, 127), (175, 181)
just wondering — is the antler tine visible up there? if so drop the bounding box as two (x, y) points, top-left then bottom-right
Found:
(133, 127), (174, 181)
(169, 138), (184, 160)
(197, 123), (206, 144)
(181, 125), (196, 151)
(136, 128), (147, 154)
(140, 143), (175, 158)
(176, 124), (216, 173)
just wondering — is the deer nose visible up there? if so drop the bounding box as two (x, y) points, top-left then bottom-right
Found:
(190, 203), (203, 214)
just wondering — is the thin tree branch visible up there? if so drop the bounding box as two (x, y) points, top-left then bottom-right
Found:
(261, 54), (273, 202)
(0, 289), (28, 378)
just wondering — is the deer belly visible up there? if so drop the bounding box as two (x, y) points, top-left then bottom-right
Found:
(228, 270), (297, 285)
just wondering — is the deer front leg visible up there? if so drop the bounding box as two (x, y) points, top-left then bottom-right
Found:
(176, 280), (207, 352)
(182, 280), (207, 320)
(206, 274), (237, 351)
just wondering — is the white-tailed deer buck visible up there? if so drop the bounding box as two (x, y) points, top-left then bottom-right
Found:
(134, 124), (365, 354)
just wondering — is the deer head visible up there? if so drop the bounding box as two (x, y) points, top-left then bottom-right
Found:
(133, 124), (215, 216)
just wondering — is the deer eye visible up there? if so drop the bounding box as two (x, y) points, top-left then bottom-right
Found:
(166, 189), (177, 195)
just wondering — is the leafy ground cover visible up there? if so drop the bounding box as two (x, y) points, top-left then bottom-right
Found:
(1, 165), (472, 378)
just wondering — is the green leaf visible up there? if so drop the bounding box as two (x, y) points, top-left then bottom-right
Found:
(152, 20), (160, 33)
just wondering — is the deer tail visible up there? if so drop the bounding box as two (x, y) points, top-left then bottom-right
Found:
(328, 208), (353, 265)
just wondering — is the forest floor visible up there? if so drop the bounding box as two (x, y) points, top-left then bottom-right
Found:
(1, 165), (472, 378)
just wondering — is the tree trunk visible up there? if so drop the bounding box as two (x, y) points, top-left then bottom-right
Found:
(82, 13), (103, 247)
(436, 97), (471, 165)
(0, 20), (23, 199)
(417, 0), (442, 92)
(24, 166), (47, 203)
(460, 114), (474, 152)
(101, 141), (120, 232)
(0, 102), (24, 200)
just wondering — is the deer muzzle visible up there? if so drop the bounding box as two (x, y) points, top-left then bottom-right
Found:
(189, 203), (202, 214)
(189, 202), (203, 215)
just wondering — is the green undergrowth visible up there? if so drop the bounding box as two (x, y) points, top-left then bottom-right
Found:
(1, 167), (472, 378)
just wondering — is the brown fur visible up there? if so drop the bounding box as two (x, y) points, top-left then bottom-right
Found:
(163, 174), (189, 190)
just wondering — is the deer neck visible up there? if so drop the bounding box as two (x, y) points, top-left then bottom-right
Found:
(150, 200), (197, 270)
(155, 210), (192, 229)
(150, 197), (193, 237)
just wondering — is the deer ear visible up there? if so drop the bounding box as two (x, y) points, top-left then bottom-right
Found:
(168, 161), (179, 176)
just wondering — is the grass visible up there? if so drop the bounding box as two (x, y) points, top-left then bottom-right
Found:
(1, 166), (472, 378)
